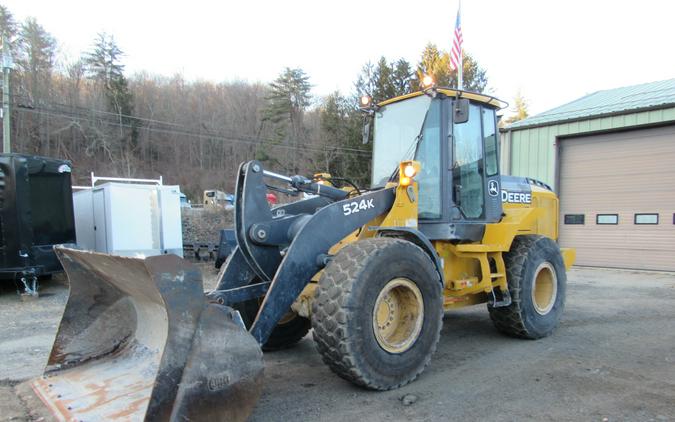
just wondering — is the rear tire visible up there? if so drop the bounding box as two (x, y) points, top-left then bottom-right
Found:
(311, 238), (443, 390)
(488, 235), (567, 339)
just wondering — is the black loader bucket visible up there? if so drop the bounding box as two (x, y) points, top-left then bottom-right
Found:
(30, 247), (263, 421)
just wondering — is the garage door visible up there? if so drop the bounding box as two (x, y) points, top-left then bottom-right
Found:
(559, 125), (675, 271)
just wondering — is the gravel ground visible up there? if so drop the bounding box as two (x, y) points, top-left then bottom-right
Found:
(181, 207), (233, 245)
(1, 266), (674, 421)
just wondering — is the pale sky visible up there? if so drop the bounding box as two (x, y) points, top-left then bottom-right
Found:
(5, 0), (675, 116)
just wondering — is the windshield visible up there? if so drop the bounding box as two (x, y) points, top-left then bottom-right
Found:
(371, 95), (432, 186)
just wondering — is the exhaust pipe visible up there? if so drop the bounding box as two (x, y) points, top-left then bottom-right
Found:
(30, 247), (263, 421)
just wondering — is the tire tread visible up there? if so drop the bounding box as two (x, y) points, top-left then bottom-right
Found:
(488, 235), (563, 339)
(311, 238), (442, 390)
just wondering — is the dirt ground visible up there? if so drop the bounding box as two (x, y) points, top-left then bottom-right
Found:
(1, 265), (674, 421)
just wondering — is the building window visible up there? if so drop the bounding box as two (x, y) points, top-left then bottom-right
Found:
(564, 214), (584, 225)
(635, 213), (659, 225)
(596, 214), (619, 225)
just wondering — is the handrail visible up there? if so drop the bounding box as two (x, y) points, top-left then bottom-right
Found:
(90, 172), (163, 187)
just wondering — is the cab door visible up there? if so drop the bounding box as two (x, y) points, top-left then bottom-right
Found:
(481, 106), (503, 223)
(450, 101), (502, 224)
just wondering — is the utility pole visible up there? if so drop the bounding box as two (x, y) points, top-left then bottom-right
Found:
(2, 34), (12, 153)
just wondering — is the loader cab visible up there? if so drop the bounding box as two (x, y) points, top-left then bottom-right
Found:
(369, 89), (506, 241)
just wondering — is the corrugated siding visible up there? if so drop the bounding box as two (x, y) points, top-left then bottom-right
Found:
(510, 128), (551, 185)
(505, 106), (675, 187)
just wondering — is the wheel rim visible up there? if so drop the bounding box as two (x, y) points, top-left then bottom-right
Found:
(372, 278), (424, 354)
(531, 262), (558, 315)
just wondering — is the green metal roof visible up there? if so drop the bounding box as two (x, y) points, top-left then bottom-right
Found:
(507, 78), (675, 130)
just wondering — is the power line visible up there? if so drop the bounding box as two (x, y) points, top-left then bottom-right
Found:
(11, 97), (373, 154)
(11, 95), (374, 154)
(14, 105), (373, 157)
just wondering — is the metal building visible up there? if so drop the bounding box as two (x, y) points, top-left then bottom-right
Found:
(501, 79), (675, 271)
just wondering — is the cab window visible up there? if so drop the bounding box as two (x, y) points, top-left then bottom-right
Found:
(414, 99), (442, 219)
(482, 107), (499, 177)
(452, 103), (484, 219)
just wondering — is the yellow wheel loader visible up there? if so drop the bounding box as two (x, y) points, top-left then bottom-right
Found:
(29, 88), (575, 421)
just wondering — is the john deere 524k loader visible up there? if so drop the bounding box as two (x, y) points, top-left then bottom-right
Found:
(29, 87), (575, 421)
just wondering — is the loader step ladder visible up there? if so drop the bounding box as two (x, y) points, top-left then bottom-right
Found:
(488, 272), (512, 307)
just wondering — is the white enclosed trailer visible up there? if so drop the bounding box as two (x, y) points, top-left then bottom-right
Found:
(73, 175), (183, 257)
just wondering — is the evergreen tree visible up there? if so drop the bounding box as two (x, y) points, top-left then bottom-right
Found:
(413, 43), (488, 93)
(348, 57), (415, 184)
(17, 18), (56, 103)
(355, 57), (413, 103)
(0, 5), (16, 45)
(503, 91), (529, 125)
(318, 92), (350, 173)
(84, 33), (138, 175)
(263, 67), (311, 130)
(0, 5), (19, 68)
(354, 61), (376, 101)
(373, 57), (396, 101)
(84, 33), (133, 118)
(318, 92), (371, 187)
(262, 67), (312, 172)
(391, 58), (413, 96)
(414, 43), (452, 88)
(14, 17), (57, 153)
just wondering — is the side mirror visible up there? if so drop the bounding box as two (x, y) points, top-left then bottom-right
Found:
(454, 99), (470, 124)
(362, 117), (371, 144)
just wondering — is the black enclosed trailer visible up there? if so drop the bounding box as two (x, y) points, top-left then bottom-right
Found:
(0, 154), (76, 295)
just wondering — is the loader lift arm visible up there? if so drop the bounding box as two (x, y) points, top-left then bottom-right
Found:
(207, 161), (396, 344)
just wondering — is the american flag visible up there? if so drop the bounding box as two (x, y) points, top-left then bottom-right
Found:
(450, 7), (463, 71)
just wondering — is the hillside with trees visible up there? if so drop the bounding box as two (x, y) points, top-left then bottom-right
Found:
(0, 4), (489, 200)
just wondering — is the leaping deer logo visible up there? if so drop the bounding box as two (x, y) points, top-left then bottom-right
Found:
(488, 180), (499, 197)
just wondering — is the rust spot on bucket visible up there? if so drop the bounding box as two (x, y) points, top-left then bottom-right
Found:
(106, 396), (151, 419)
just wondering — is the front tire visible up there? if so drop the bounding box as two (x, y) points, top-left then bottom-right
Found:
(488, 235), (567, 339)
(311, 238), (443, 390)
(234, 289), (310, 351)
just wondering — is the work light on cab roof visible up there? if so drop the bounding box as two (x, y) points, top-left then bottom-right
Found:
(359, 94), (373, 110)
(421, 74), (435, 89)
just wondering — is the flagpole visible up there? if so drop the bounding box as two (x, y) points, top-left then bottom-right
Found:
(457, 0), (463, 90)
(458, 54), (463, 91)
